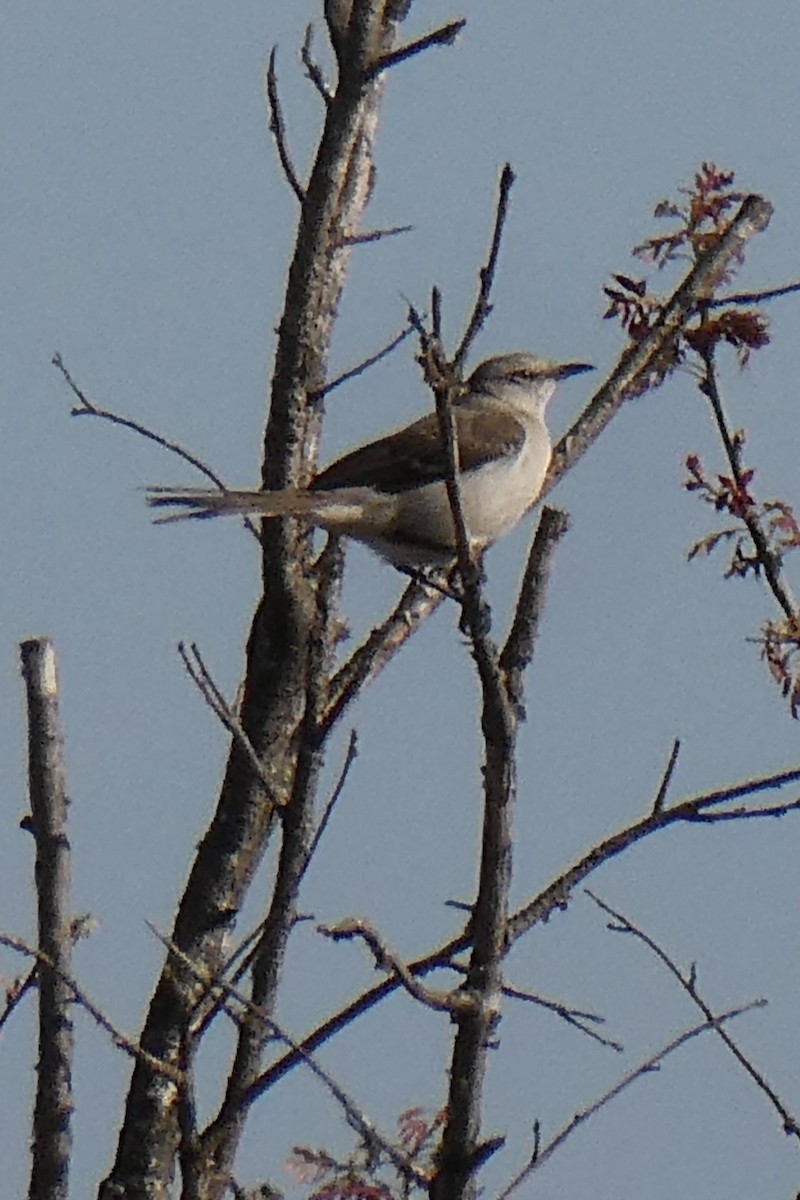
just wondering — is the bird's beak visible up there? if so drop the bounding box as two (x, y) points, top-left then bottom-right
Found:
(555, 362), (595, 380)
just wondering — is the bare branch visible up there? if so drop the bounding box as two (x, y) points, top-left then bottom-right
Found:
(100, 4), (400, 1185)
(499, 506), (571, 715)
(0, 962), (37, 1032)
(20, 637), (74, 1200)
(303, 729), (359, 870)
(508, 762), (800, 946)
(500, 980), (622, 1052)
(321, 579), (446, 734)
(54, 353), (263, 542)
(588, 892), (800, 1139)
(301, 23), (333, 103)
(431, 284), (443, 344)
(339, 223), (413, 246)
(710, 279), (800, 307)
(239, 760), (800, 1102)
(314, 322), (413, 398)
(319, 918), (473, 1015)
(0, 933), (182, 1084)
(367, 19), (466, 79)
(265, 48), (306, 203)
(684, 798), (800, 822)
(454, 163), (516, 371)
(422, 357), (522, 1200)
(55, 355), (220, 489)
(652, 737), (681, 813)
(496, 1000), (766, 1199)
(442, 961), (622, 1052)
(177, 641), (279, 805)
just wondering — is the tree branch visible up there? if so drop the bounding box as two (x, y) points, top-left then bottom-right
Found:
(318, 918), (474, 1015)
(265, 49), (306, 203)
(545, 194), (774, 494)
(588, 891), (800, 1140)
(241, 760), (800, 1102)
(20, 638), (74, 1200)
(698, 343), (797, 622)
(367, 19), (466, 79)
(496, 1000), (765, 1199)
(454, 163), (516, 371)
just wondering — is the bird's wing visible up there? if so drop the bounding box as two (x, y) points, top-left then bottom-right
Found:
(312, 406), (527, 495)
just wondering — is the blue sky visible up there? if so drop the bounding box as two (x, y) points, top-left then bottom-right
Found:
(2, 3), (800, 1197)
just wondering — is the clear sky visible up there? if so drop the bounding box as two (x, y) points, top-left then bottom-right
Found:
(2, 3), (800, 1197)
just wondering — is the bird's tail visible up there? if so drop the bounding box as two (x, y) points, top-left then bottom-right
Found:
(146, 485), (384, 531)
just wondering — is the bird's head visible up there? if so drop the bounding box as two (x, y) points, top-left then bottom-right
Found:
(468, 352), (594, 413)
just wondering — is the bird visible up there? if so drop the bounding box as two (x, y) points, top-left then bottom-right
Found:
(147, 352), (593, 569)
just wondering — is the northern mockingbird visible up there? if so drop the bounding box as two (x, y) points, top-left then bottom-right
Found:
(148, 352), (592, 568)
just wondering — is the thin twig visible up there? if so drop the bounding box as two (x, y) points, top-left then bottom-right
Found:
(684, 798), (800, 822)
(303, 729), (359, 871)
(496, 999), (765, 1199)
(265, 48), (306, 203)
(0, 963), (38, 1031)
(53, 353), (261, 540)
(499, 507), (571, 716)
(454, 163), (516, 371)
(315, 323), (413, 398)
(302, 23), (332, 103)
(699, 344), (797, 621)
(508, 763), (800, 946)
(366, 19), (466, 79)
(319, 918), (474, 1015)
(54, 354), (223, 488)
(710, 279), (800, 307)
(0, 933), (183, 1084)
(339, 223), (413, 246)
(652, 737), (681, 813)
(321, 579), (446, 734)
(178, 642), (280, 805)
(588, 891), (800, 1140)
(446, 968), (622, 1052)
